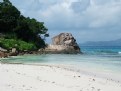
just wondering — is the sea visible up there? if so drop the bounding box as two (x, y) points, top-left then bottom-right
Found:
(1, 46), (121, 82)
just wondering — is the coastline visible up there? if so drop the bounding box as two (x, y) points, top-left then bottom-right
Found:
(0, 63), (121, 91)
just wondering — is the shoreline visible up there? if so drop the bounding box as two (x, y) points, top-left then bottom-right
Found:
(1, 55), (121, 84)
(0, 63), (121, 91)
(1, 60), (121, 83)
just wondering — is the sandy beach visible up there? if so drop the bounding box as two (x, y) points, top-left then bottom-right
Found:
(0, 63), (121, 91)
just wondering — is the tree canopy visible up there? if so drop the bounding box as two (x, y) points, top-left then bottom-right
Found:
(0, 0), (49, 50)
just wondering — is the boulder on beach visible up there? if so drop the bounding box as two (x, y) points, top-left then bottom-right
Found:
(0, 47), (7, 52)
(0, 52), (8, 58)
(0, 47), (8, 58)
(45, 33), (81, 54)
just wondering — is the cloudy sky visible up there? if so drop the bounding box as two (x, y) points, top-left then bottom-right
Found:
(1, 0), (121, 43)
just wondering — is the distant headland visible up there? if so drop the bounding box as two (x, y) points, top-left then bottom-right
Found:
(80, 38), (121, 46)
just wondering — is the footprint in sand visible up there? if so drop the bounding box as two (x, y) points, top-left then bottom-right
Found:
(92, 79), (95, 81)
(52, 81), (55, 83)
(16, 72), (20, 74)
(7, 84), (11, 87)
(22, 85), (25, 87)
(25, 88), (30, 90)
(91, 87), (95, 91)
(97, 89), (101, 91)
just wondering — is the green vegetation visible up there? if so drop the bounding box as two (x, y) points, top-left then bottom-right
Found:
(0, 0), (49, 51)
(0, 38), (37, 51)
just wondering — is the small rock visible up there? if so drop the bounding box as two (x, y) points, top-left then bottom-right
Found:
(97, 89), (101, 91)
(93, 79), (95, 81)
(52, 81), (55, 83)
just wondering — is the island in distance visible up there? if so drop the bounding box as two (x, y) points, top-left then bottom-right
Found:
(80, 38), (121, 46)
(45, 33), (81, 54)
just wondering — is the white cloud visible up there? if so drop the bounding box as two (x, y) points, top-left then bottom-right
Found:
(87, 1), (121, 28)
(31, 0), (121, 30)
(6, 0), (121, 42)
(70, 0), (90, 13)
(93, 0), (121, 5)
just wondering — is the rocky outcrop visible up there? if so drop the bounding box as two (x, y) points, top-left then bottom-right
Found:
(0, 47), (7, 52)
(52, 33), (74, 45)
(45, 33), (81, 54)
(9, 48), (18, 56)
(0, 52), (8, 58)
(0, 47), (8, 58)
(0, 47), (18, 57)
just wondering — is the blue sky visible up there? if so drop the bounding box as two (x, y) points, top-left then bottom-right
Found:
(1, 0), (121, 43)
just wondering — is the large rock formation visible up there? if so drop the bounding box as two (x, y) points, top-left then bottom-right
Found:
(45, 33), (81, 54)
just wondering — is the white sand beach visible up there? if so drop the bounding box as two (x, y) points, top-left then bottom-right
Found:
(0, 63), (121, 91)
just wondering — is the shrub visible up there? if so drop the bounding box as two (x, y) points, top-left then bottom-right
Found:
(0, 38), (37, 51)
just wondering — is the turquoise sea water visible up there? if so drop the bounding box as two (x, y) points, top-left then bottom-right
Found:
(1, 46), (121, 81)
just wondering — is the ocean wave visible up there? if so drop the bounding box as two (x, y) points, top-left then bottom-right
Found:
(82, 50), (120, 55)
(80, 46), (121, 55)
(98, 50), (120, 54)
(118, 52), (121, 54)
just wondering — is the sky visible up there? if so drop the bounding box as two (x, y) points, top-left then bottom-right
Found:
(1, 0), (121, 43)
